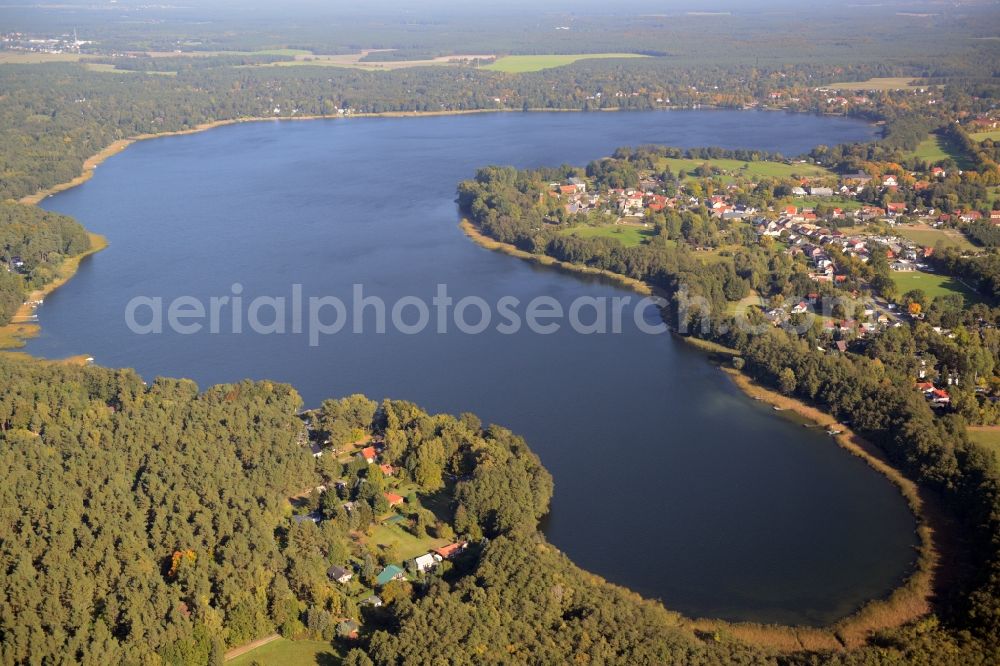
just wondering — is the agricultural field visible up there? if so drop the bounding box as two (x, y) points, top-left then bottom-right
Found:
(228, 638), (338, 666)
(896, 226), (978, 252)
(891, 270), (982, 304)
(483, 53), (648, 73)
(561, 224), (657, 247)
(658, 157), (830, 181)
(0, 51), (84, 64)
(825, 77), (929, 91)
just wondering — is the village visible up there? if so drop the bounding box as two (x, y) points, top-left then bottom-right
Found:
(547, 146), (1000, 412)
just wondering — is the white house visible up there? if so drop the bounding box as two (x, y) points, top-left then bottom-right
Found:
(413, 553), (441, 574)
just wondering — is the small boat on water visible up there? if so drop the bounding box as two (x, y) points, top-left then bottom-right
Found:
(772, 406), (785, 411)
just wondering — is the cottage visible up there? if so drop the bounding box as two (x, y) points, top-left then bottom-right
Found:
(413, 552), (440, 574)
(360, 446), (378, 463)
(327, 565), (353, 584)
(376, 564), (406, 586)
(384, 492), (404, 506)
(434, 541), (468, 559)
(362, 595), (384, 608)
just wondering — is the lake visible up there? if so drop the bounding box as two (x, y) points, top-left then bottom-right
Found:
(29, 110), (917, 625)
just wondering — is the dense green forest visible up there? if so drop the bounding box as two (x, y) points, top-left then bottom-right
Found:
(4, 354), (998, 665)
(0, 202), (90, 325)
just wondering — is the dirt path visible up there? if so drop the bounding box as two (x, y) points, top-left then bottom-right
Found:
(223, 633), (279, 662)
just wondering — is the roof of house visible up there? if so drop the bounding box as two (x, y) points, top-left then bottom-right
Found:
(434, 542), (467, 559)
(385, 492), (404, 505)
(361, 446), (377, 460)
(376, 564), (405, 586)
(327, 565), (352, 580)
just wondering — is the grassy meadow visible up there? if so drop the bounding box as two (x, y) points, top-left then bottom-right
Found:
(561, 224), (657, 247)
(896, 226), (978, 252)
(658, 156), (830, 181)
(227, 638), (338, 666)
(891, 270), (982, 304)
(483, 53), (648, 73)
(908, 133), (973, 169)
(825, 77), (929, 91)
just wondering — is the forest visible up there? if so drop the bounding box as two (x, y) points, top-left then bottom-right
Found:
(3, 352), (998, 665)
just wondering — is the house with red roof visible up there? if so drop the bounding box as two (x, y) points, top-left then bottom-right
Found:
(434, 541), (468, 559)
(385, 492), (404, 507)
(360, 446), (378, 463)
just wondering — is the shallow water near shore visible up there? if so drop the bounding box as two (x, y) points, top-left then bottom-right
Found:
(28, 109), (917, 625)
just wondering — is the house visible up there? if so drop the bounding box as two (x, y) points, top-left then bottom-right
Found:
(809, 186), (834, 197)
(309, 442), (325, 458)
(362, 595), (383, 608)
(336, 619), (360, 640)
(792, 186), (808, 196)
(292, 511), (321, 525)
(385, 492), (404, 506)
(931, 167), (946, 178)
(376, 564), (406, 586)
(360, 446), (378, 463)
(567, 177), (587, 193)
(886, 202), (907, 215)
(558, 184), (577, 196)
(930, 389), (951, 405)
(327, 565), (353, 584)
(413, 552), (440, 574)
(380, 463), (395, 476)
(882, 175), (898, 187)
(915, 382), (935, 393)
(434, 542), (468, 559)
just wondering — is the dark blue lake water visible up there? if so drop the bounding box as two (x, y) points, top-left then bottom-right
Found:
(30, 110), (917, 625)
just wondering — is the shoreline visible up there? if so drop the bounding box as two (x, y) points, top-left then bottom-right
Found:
(11, 110), (931, 651)
(0, 232), (108, 350)
(459, 218), (658, 297)
(17, 104), (859, 206)
(461, 213), (939, 649)
(16, 108), (643, 205)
